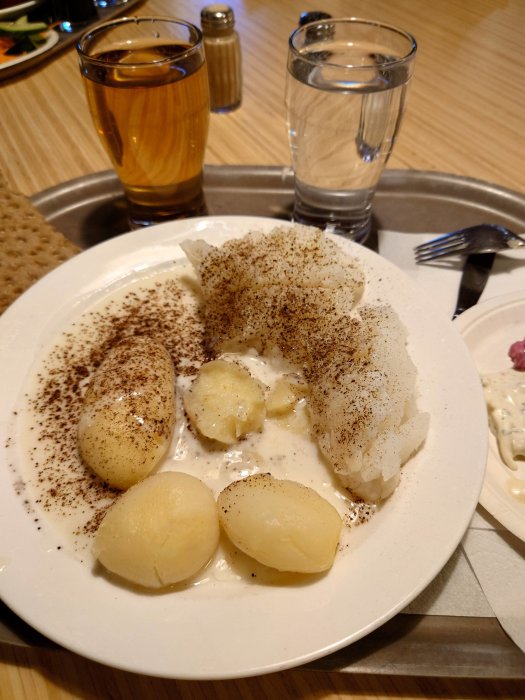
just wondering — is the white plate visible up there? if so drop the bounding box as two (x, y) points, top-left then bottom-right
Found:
(0, 216), (487, 680)
(0, 28), (58, 71)
(0, 1), (43, 20)
(455, 291), (525, 542)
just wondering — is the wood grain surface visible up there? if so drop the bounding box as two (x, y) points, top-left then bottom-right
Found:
(1, 0), (524, 199)
(1, 1), (525, 698)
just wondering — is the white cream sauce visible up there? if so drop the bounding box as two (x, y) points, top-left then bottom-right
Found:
(482, 369), (525, 471)
(508, 478), (525, 502)
(11, 262), (374, 586)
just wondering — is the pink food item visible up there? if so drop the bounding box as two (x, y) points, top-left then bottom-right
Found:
(508, 338), (525, 370)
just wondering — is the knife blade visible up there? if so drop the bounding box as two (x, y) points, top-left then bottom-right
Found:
(452, 252), (496, 319)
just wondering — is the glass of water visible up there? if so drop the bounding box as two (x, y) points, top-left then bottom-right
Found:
(286, 18), (417, 243)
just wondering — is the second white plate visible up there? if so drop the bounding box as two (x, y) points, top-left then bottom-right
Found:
(456, 290), (525, 542)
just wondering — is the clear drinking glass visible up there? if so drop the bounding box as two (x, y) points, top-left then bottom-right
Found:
(286, 18), (417, 243)
(77, 17), (210, 228)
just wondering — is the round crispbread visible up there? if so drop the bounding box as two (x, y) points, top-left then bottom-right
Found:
(0, 173), (80, 314)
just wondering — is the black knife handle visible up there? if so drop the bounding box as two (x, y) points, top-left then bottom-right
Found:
(452, 252), (496, 319)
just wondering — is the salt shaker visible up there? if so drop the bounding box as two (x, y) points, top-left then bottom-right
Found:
(201, 4), (242, 113)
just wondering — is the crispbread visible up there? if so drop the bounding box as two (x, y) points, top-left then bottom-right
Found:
(0, 173), (80, 314)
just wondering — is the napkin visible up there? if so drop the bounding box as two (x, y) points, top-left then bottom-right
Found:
(463, 522), (525, 652)
(403, 543), (493, 617)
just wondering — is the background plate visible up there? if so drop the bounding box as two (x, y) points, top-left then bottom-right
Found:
(0, 1), (43, 20)
(456, 291), (525, 542)
(0, 28), (58, 71)
(0, 216), (487, 679)
(0, 0), (142, 81)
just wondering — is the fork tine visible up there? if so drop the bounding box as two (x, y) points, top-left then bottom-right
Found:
(414, 223), (524, 263)
(415, 241), (470, 262)
(415, 247), (466, 263)
(415, 238), (468, 259)
(414, 231), (466, 253)
(415, 238), (467, 256)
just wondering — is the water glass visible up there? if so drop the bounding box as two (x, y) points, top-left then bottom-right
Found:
(77, 17), (210, 228)
(286, 18), (417, 243)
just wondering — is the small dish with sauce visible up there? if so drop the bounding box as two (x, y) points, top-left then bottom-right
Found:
(456, 290), (525, 541)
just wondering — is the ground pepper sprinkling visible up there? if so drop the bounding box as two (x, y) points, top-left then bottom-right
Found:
(20, 271), (206, 550)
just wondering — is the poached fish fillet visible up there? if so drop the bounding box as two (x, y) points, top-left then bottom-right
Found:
(182, 225), (365, 359)
(182, 226), (428, 502)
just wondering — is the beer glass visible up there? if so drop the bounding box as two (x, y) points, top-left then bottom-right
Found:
(77, 17), (210, 228)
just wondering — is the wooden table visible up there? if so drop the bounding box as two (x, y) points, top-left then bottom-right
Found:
(1, 0), (525, 697)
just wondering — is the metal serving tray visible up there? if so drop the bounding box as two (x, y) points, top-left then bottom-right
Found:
(29, 165), (525, 249)
(1, 165), (525, 679)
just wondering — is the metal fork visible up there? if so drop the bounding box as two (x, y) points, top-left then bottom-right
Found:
(414, 224), (525, 263)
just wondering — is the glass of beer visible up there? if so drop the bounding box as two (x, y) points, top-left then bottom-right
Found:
(77, 17), (210, 228)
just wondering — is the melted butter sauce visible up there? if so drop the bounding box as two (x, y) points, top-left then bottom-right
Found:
(482, 368), (525, 500)
(9, 262), (375, 587)
(508, 478), (525, 502)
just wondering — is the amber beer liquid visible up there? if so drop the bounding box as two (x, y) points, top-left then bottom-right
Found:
(81, 41), (210, 226)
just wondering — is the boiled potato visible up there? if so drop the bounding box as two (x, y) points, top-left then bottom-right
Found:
(78, 336), (175, 490)
(184, 359), (266, 444)
(266, 378), (297, 417)
(94, 471), (220, 588)
(266, 376), (308, 417)
(218, 473), (342, 573)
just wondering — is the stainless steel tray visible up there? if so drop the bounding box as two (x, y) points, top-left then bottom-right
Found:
(30, 165), (525, 249)
(2, 165), (525, 679)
